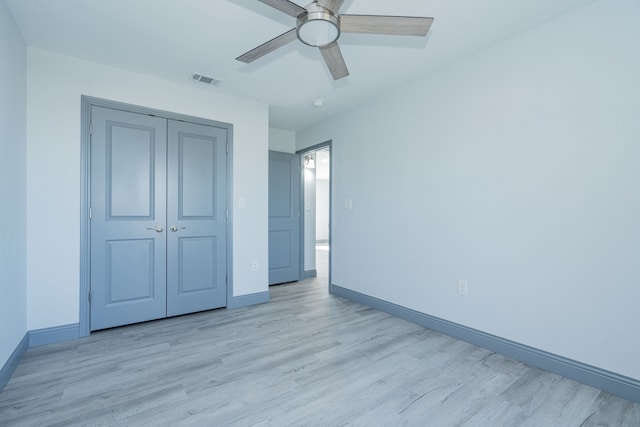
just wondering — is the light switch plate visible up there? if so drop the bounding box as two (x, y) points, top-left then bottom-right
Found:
(457, 280), (469, 296)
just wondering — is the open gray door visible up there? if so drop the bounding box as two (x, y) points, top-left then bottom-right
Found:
(268, 151), (301, 285)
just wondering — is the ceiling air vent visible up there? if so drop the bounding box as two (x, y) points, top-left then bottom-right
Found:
(190, 73), (222, 87)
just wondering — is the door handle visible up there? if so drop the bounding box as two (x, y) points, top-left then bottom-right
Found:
(170, 226), (186, 232)
(146, 226), (164, 233)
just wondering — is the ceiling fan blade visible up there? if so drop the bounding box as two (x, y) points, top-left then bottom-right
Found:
(340, 15), (434, 36)
(258, 0), (306, 18)
(236, 28), (298, 63)
(316, 0), (345, 13)
(319, 42), (349, 80)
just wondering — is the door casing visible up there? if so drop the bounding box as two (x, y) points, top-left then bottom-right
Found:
(79, 96), (234, 337)
(296, 141), (332, 289)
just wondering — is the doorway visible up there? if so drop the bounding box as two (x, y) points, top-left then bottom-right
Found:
(298, 142), (331, 286)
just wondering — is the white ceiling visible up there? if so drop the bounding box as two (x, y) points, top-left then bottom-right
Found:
(6, 0), (596, 131)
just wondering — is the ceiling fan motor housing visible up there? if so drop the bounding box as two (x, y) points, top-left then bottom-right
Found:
(296, 3), (340, 47)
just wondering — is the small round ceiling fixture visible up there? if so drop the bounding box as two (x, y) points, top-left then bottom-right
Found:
(296, 3), (340, 47)
(313, 99), (324, 108)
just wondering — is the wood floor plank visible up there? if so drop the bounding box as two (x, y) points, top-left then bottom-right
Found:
(1, 249), (638, 426)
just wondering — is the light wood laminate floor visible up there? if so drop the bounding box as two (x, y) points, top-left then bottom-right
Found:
(1, 249), (639, 426)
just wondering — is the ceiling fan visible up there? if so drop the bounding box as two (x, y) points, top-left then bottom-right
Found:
(236, 0), (434, 80)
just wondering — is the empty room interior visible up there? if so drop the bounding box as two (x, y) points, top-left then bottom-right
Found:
(1, 0), (639, 425)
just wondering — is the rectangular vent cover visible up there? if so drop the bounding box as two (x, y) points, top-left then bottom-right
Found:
(191, 73), (222, 86)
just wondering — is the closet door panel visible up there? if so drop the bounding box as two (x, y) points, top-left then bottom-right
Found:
(166, 120), (228, 316)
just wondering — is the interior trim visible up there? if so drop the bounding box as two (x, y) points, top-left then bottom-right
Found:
(330, 284), (640, 404)
(0, 333), (28, 394)
(303, 269), (318, 279)
(227, 291), (270, 309)
(1, 324), (78, 393)
(29, 324), (80, 348)
(296, 140), (333, 289)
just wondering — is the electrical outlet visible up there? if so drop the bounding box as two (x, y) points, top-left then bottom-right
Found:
(252, 260), (259, 271)
(457, 280), (469, 296)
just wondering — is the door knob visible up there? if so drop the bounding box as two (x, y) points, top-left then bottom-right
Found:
(146, 226), (164, 232)
(170, 226), (186, 232)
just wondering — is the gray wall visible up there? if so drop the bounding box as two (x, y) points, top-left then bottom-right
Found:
(0, 1), (27, 370)
(297, 0), (640, 381)
(269, 128), (296, 153)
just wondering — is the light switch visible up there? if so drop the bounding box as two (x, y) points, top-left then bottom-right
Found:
(457, 280), (469, 296)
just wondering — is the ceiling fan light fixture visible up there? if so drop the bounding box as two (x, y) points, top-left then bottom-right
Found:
(297, 8), (340, 47)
